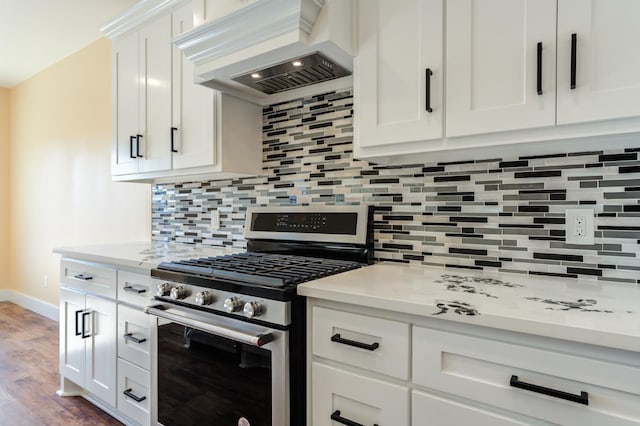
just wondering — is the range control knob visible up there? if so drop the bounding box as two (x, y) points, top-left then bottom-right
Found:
(195, 291), (214, 306)
(243, 301), (264, 319)
(156, 282), (171, 297)
(223, 297), (243, 313)
(169, 286), (187, 300)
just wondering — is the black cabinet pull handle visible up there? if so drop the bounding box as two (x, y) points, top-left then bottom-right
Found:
(536, 42), (543, 95)
(73, 273), (93, 281)
(331, 333), (379, 351)
(123, 285), (146, 294)
(81, 311), (91, 339)
(124, 333), (147, 344)
(123, 388), (146, 403)
(570, 33), (577, 89)
(74, 309), (83, 336)
(425, 68), (433, 113)
(330, 410), (378, 426)
(129, 136), (136, 159)
(510, 375), (589, 405)
(171, 127), (178, 153)
(136, 134), (143, 158)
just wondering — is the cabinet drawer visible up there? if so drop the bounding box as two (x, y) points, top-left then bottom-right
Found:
(412, 390), (537, 426)
(61, 259), (116, 298)
(413, 327), (640, 425)
(312, 306), (410, 379)
(118, 305), (151, 370)
(117, 270), (156, 307)
(117, 358), (150, 426)
(312, 362), (409, 426)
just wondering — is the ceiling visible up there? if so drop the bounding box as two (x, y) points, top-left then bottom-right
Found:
(0, 0), (138, 88)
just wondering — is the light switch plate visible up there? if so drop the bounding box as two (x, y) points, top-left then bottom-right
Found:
(565, 208), (595, 245)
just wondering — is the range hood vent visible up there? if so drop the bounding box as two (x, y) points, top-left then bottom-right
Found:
(174, 0), (354, 104)
(232, 52), (350, 95)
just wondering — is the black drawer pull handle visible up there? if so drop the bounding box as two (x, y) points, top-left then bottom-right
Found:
(570, 33), (577, 89)
(81, 311), (91, 339)
(74, 309), (83, 336)
(124, 333), (147, 344)
(136, 134), (144, 158)
(129, 136), (136, 159)
(123, 285), (146, 294)
(73, 273), (93, 281)
(510, 375), (589, 405)
(123, 388), (146, 403)
(330, 410), (378, 426)
(425, 68), (433, 113)
(171, 127), (178, 153)
(331, 333), (379, 351)
(536, 42), (543, 95)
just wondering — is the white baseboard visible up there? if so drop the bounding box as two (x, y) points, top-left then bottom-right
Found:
(0, 289), (59, 321)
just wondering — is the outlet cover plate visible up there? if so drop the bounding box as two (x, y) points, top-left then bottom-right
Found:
(565, 208), (595, 245)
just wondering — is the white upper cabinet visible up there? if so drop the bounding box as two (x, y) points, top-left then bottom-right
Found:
(355, 0), (443, 147)
(172, 2), (216, 170)
(104, 0), (262, 183)
(112, 14), (172, 176)
(353, 0), (640, 164)
(557, 0), (640, 125)
(112, 30), (141, 176)
(139, 14), (173, 174)
(445, 0), (557, 137)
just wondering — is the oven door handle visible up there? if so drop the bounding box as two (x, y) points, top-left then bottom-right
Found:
(144, 304), (275, 347)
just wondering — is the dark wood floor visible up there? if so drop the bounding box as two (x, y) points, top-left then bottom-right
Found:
(0, 301), (123, 425)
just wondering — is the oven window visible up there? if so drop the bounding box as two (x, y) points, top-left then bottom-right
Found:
(158, 322), (272, 426)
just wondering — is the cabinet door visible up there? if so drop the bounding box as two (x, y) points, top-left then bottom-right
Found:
(446, 0), (557, 137)
(112, 31), (140, 176)
(59, 288), (86, 387)
(172, 3), (216, 170)
(557, 0), (640, 125)
(311, 362), (409, 426)
(138, 14), (173, 173)
(85, 295), (117, 407)
(355, 0), (443, 148)
(412, 391), (532, 426)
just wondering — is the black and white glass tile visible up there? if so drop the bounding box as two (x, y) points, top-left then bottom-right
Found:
(152, 90), (640, 286)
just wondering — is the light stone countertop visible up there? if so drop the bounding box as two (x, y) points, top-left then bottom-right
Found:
(53, 243), (640, 352)
(298, 262), (640, 353)
(53, 241), (240, 272)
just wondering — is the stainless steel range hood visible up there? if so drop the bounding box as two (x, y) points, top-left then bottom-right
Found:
(174, 0), (354, 105)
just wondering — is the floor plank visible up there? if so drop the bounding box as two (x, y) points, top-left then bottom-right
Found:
(0, 301), (124, 425)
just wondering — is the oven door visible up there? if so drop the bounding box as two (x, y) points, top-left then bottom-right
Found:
(145, 304), (289, 426)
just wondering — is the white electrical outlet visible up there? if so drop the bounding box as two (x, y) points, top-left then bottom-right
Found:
(566, 209), (595, 245)
(43, 275), (48, 288)
(210, 210), (220, 231)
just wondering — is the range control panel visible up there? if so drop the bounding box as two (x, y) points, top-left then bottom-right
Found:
(250, 212), (358, 235)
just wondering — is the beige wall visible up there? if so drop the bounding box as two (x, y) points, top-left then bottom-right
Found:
(0, 88), (9, 289)
(8, 38), (150, 306)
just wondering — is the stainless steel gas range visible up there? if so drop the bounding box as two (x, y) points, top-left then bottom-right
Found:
(145, 205), (374, 426)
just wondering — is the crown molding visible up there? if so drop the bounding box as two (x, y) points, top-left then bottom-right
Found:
(100, 0), (189, 39)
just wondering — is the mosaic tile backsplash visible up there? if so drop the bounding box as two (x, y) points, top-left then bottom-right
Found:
(152, 90), (640, 284)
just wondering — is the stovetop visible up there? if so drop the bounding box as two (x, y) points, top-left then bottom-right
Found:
(157, 252), (365, 288)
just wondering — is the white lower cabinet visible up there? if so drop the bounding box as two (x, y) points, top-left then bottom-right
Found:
(312, 362), (410, 426)
(60, 287), (117, 407)
(307, 300), (640, 426)
(413, 326), (640, 426)
(60, 257), (154, 425)
(117, 358), (151, 426)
